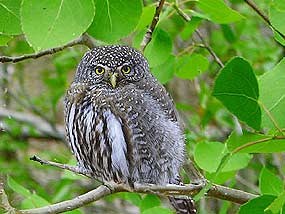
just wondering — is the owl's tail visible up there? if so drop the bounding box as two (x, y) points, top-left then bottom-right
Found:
(168, 177), (197, 214)
(169, 196), (196, 214)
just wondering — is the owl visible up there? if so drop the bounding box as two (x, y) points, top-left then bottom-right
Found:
(64, 45), (196, 214)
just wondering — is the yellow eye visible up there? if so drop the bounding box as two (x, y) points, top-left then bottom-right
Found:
(95, 66), (105, 75)
(121, 65), (131, 74)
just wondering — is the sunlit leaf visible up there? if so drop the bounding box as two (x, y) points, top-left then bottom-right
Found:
(140, 194), (161, 212)
(144, 28), (172, 67)
(269, 1), (285, 35)
(226, 131), (285, 153)
(180, 17), (202, 40)
(0, 0), (22, 35)
(194, 141), (251, 173)
(259, 167), (283, 196)
(0, 34), (12, 46)
(176, 54), (209, 80)
(142, 207), (173, 214)
(151, 55), (175, 84)
(88, 0), (142, 42)
(21, 0), (95, 51)
(198, 0), (244, 24)
(265, 191), (285, 214)
(239, 195), (276, 214)
(136, 5), (155, 31)
(259, 58), (285, 130)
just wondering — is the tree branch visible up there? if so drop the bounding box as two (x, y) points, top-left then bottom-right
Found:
(244, 0), (285, 39)
(13, 182), (256, 214)
(0, 33), (95, 64)
(18, 155), (258, 214)
(19, 185), (111, 214)
(140, 0), (166, 52)
(0, 107), (65, 141)
(195, 30), (224, 68)
(207, 184), (256, 204)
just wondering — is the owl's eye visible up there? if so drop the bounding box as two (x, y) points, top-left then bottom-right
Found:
(121, 65), (131, 74)
(95, 66), (105, 75)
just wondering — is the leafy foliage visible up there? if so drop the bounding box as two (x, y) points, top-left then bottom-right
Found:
(1, 0), (285, 213)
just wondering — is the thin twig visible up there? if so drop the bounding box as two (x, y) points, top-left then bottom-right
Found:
(140, 0), (166, 52)
(259, 101), (283, 135)
(244, 0), (285, 39)
(195, 30), (224, 68)
(0, 33), (95, 63)
(232, 135), (285, 154)
(30, 155), (92, 178)
(172, 4), (224, 67)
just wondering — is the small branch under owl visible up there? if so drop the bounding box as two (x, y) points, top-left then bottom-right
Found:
(6, 155), (257, 214)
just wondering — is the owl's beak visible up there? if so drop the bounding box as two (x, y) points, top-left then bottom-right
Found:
(110, 73), (118, 88)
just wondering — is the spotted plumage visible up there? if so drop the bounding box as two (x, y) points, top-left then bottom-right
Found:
(64, 45), (196, 213)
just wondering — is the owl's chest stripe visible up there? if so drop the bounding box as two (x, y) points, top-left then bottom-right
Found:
(103, 109), (130, 177)
(68, 104), (86, 163)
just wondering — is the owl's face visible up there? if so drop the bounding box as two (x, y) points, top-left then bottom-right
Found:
(74, 45), (150, 89)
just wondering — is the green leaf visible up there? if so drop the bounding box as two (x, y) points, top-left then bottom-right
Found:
(206, 171), (236, 184)
(221, 24), (236, 43)
(21, 0), (95, 51)
(175, 54), (209, 80)
(259, 58), (285, 130)
(88, 0), (142, 42)
(239, 195), (276, 214)
(140, 194), (161, 212)
(194, 141), (251, 173)
(142, 207), (173, 214)
(272, 0), (285, 10)
(0, 0), (22, 35)
(21, 193), (49, 209)
(273, 30), (285, 46)
(266, 191), (285, 214)
(7, 176), (31, 198)
(197, 0), (244, 24)
(259, 167), (283, 196)
(0, 34), (12, 46)
(136, 5), (155, 31)
(7, 176), (50, 209)
(151, 55), (175, 84)
(226, 131), (285, 153)
(117, 192), (142, 207)
(212, 57), (261, 130)
(269, 2), (285, 35)
(180, 17), (202, 40)
(144, 28), (172, 67)
(223, 153), (252, 172)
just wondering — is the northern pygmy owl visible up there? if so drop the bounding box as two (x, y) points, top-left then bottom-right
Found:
(64, 45), (196, 214)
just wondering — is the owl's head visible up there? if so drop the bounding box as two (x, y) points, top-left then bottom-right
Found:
(74, 45), (150, 88)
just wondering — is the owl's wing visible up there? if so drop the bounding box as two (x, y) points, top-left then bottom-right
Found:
(141, 76), (182, 124)
(64, 85), (133, 183)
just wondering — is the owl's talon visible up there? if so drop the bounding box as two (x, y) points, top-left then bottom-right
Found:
(103, 181), (117, 191)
